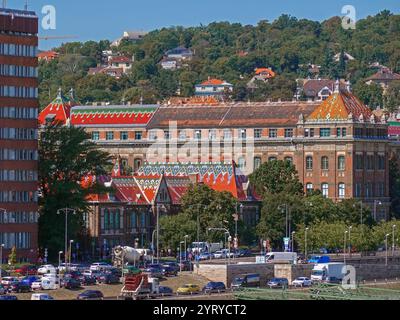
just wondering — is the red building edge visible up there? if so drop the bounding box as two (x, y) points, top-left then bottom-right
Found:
(0, 8), (39, 264)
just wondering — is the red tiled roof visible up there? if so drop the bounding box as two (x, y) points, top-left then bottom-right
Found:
(38, 89), (77, 126)
(255, 68), (276, 78)
(70, 105), (158, 127)
(200, 79), (225, 86)
(366, 68), (400, 81)
(109, 56), (132, 64)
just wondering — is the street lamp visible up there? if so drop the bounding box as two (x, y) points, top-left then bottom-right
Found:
(0, 244), (4, 282)
(291, 231), (296, 253)
(188, 204), (209, 255)
(57, 208), (76, 268)
(58, 251), (63, 270)
(392, 225), (397, 256)
(373, 200), (382, 221)
(179, 241), (185, 273)
(344, 231), (348, 265)
(184, 235), (189, 261)
(348, 226), (353, 257)
(69, 240), (74, 271)
(385, 233), (390, 266)
(207, 227), (231, 265)
(305, 228), (309, 260)
(279, 204), (291, 240)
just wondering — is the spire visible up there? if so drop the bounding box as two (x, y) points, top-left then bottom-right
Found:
(334, 79), (340, 93)
(69, 88), (76, 101)
(57, 87), (63, 98)
(346, 80), (352, 93)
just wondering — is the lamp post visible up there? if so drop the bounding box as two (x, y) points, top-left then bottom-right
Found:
(373, 200), (382, 221)
(392, 225), (397, 256)
(344, 231), (348, 265)
(184, 235), (189, 261)
(385, 233), (390, 266)
(291, 231), (296, 253)
(58, 251), (63, 270)
(151, 229), (156, 264)
(348, 226), (353, 257)
(305, 228), (309, 260)
(179, 241), (184, 273)
(57, 208), (76, 268)
(188, 204), (209, 256)
(0, 244), (4, 282)
(69, 240), (74, 271)
(207, 227), (231, 265)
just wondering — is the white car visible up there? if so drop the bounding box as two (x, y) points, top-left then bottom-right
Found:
(38, 264), (56, 275)
(90, 262), (112, 272)
(213, 251), (226, 259)
(31, 293), (54, 300)
(1, 277), (19, 286)
(292, 277), (313, 287)
(31, 281), (43, 291)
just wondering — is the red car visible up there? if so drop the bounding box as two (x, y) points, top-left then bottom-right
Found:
(15, 265), (38, 276)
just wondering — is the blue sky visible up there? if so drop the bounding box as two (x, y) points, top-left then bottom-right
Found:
(7, 0), (400, 49)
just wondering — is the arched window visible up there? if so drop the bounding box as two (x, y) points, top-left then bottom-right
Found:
(321, 156), (329, 170)
(134, 158), (142, 172)
(306, 183), (314, 195)
(268, 156), (277, 162)
(321, 183), (329, 198)
(338, 183), (346, 199)
(254, 157), (262, 170)
(338, 156), (345, 170)
(284, 157), (293, 164)
(238, 157), (246, 169)
(306, 156), (313, 170)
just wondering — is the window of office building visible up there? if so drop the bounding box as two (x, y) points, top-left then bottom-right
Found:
(366, 155), (375, 170)
(92, 132), (100, 141)
(377, 155), (385, 170)
(321, 156), (329, 170)
(355, 183), (362, 198)
(268, 156), (277, 162)
(306, 183), (314, 195)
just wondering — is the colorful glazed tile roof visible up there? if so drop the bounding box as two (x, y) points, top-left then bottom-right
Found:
(38, 88), (77, 126)
(70, 105), (158, 127)
(255, 68), (276, 78)
(307, 91), (376, 122)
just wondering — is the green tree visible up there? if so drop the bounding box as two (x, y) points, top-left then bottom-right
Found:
(390, 158), (400, 219)
(38, 123), (113, 259)
(249, 160), (304, 196)
(8, 246), (17, 266)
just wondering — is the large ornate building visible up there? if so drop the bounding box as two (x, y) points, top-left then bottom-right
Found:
(0, 8), (39, 263)
(39, 83), (392, 254)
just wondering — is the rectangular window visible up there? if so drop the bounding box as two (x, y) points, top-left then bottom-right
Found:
(164, 130), (171, 140)
(149, 130), (157, 141)
(120, 132), (128, 140)
(223, 129), (232, 140)
(254, 129), (262, 139)
(320, 128), (331, 137)
(194, 130), (202, 140)
(135, 131), (142, 140)
(92, 132), (100, 141)
(284, 129), (293, 138)
(238, 129), (247, 139)
(208, 130), (217, 140)
(355, 154), (363, 170)
(269, 129), (277, 138)
(106, 132), (114, 140)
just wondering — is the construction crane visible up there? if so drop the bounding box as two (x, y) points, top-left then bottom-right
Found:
(39, 35), (79, 41)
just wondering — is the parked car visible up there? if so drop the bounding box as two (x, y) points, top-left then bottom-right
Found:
(77, 290), (104, 300)
(96, 273), (120, 285)
(90, 262), (113, 272)
(106, 268), (122, 277)
(63, 278), (81, 290)
(161, 262), (180, 272)
(10, 282), (31, 293)
(213, 251), (226, 259)
(292, 277), (313, 287)
(31, 281), (43, 291)
(15, 265), (37, 276)
(64, 271), (85, 283)
(1, 277), (19, 287)
(237, 249), (253, 257)
(144, 266), (164, 279)
(0, 285), (6, 295)
(231, 274), (260, 289)
(21, 276), (41, 287)
(162, 266), (178, 277)
(37, 265), (56, 275)
(31, 293), (54, 300)
(0, 295), (18, 301)
(199, 252), (214, 260)
(81, 276), (97, 286)
(159, 286), (174, 296)
(177, 284), (201, 295)
(203, 282), (226, 294)
(267, 278), (289, 289)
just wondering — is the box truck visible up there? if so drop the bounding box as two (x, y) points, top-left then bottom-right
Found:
(311, 263), (346, 283)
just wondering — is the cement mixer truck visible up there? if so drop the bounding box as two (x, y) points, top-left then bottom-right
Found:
(113, 246), (152, 267)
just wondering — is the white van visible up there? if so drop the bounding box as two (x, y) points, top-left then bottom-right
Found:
(265, 252), (297, 263)
(38, 264), (57, 275)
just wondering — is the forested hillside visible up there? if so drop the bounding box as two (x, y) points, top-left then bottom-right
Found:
(39, 10), (400, 109)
